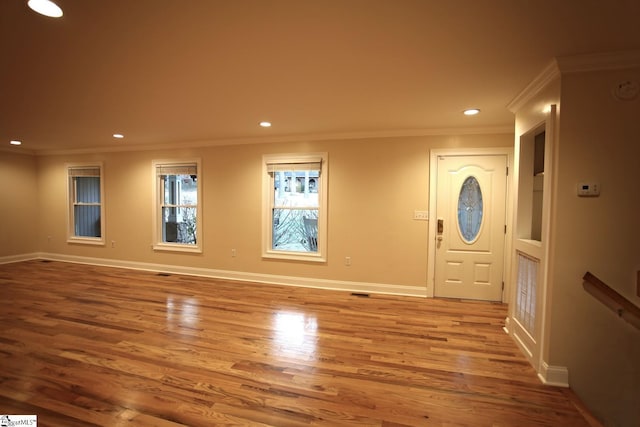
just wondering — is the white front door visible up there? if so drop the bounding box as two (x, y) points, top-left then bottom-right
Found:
(434, 155), (507, 301)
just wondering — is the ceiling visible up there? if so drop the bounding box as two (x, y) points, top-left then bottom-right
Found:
(2, 0), (640, 153)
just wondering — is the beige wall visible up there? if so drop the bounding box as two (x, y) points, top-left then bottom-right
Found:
(32, 133), (511, 291)
(0, 151), (38, 257)
(549, 68), (640, 426)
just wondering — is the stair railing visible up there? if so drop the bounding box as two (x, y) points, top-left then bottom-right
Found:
(582, 271), (640, 330)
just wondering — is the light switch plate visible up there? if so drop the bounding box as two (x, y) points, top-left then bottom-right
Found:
(413, 210), (429, 220)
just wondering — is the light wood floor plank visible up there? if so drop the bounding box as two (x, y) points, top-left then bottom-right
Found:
(0, 260), (594, 426)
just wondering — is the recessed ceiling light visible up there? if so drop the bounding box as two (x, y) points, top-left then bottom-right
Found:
(259, 121), (272, 128)
(27, 0), (63, 18)
(463, 109), (480, 116)
(10, 140), (22, 146)
(113, 133), (124, 139)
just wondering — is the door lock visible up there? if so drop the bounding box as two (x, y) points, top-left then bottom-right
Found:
(437, 218), (444, 241)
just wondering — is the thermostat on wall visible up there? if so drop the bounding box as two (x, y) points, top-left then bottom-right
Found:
(577, 182), (600, 197)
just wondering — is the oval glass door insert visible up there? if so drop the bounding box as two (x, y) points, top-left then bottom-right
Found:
(457, 176), (483, 242)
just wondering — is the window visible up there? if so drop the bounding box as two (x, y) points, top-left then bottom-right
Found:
(67, 164), (104, 245)
(153, 160), (201, 252)
(262, 153), (328, 261)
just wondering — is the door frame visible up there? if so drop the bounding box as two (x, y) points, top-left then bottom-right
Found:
(427, 147), (514, 302)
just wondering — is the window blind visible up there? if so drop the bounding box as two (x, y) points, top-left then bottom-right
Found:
(68, 167), (100, 177)
(266, 160), (322, 173)
(156, 164), (198, 176)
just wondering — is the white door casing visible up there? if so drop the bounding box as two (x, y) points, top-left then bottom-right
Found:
(432, 154), (508, 301)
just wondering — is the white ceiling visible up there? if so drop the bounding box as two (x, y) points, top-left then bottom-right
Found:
(2, 0), (640, 153)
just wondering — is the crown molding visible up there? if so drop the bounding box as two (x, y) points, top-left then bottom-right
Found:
(508, 50), (640, 114)
(35, 126), (514, 156)
(0, 146), (37, 156)
(507, 60), (561, 113)
(556, 49), (640, 73)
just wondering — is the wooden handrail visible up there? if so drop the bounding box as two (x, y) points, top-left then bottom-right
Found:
(582, 271), (640, 330)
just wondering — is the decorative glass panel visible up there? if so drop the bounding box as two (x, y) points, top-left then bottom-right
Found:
(515, 252), (538, 336)
(457, 176), (483, 242)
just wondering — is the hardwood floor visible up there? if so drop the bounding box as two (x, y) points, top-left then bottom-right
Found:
(0, 260), (592, 426)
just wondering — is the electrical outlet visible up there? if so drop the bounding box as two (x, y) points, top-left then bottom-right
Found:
(345, 256), (352, 266)
(111, 240), (116, 248)
(231, 248), (237, 257)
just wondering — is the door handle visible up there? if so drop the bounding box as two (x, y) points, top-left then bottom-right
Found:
(437, 218), (444, 241)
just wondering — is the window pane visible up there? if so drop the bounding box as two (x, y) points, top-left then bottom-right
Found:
(153, 161), (201, 251)
(74, 205), (101, 237)
(273, 171), (319, 208)
(72, 175), (101, 238)
(163, 174), (197, 206)
(272, 209), (318, 252)
(159, 172), (197, 246)
(162, 207), (197, 244)
(76, 177), (100, 203)
(457, 176), (483, 242)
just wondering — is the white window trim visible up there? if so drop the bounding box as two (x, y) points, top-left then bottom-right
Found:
(152, 159), (202, 253)
(66, 162), (105, 246)
(262, 152), (328, 262)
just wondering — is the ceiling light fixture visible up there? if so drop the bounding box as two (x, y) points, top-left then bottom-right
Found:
(463, 108), (480, 116)
(27, 0), (63, 18)
(259, 121), (272, 128)
(10, 140), (22, 146)
(113, 133), (124, 139)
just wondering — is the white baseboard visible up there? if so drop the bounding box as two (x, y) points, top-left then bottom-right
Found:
(22, 252), (427, 298)
(538, 361), (569, 387)
(503, 316), (511, 334)
(0, 253), (41, 265)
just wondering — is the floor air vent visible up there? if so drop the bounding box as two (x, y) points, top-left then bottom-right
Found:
(157, 273), (171, 277)
(351, 292), (370, 298)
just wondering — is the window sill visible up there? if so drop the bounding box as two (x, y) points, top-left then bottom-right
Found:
(514, 239), (543, 260)
(517, 238), (542, 247)
(67, 237), (105, 246)
(153, 243), (202, 254)
(262, 251), (326, 263)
